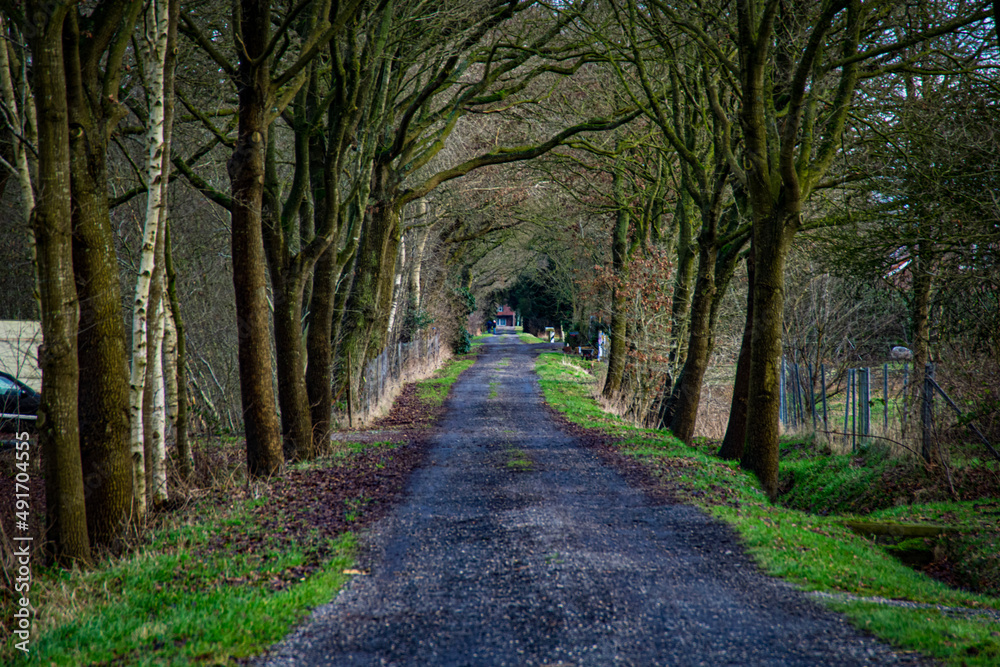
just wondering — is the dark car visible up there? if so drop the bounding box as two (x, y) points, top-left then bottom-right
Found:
(0, 371), (40, 433)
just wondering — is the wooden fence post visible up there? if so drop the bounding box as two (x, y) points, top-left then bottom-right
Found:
(780, 357), (787, 425)
(922, 362), (935, 462)
(347, 350), (353, 429)
(901, 361), (909, 435)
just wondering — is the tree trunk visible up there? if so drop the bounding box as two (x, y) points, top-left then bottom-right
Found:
(910, 239), (937, 463)
(163, 299), (178, 445)
(741, 224), (794, 500)
(30, 0), (91, 566)
(0, 22), (35, 226)
(229, 0), (283, 477)
(720, 247), (754, 460)
(65, 11), (136, 548)
(602, 170), (630, 400)
(408, 200), (431, 313)
(164, 221), (193, 480)
(386, 240), (406, 338)
(668, 242), (718, 442)
(669, 196), (697, 368)
(337, 168), (402, 409)
(145, 283), (168, 505)
(271, 270), (314, 461)
(262, 133), (315, 462)
(306, 244), (338, 448)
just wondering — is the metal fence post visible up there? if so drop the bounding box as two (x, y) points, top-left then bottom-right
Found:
(883, 363), (889, 431)
(820, 363), (828, 430)
(860, 367), (871, 439)
(843, 368), (851, 450)
(807, 363), (816, 432)
(851, 368), (858, 451)
(795, 363), (805, 430)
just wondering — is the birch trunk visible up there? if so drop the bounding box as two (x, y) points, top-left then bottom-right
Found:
(129, 0), (172, 517)
(409, 225), (431, 314)
(147, 290), (168, 504)
(0, 22), (35, 225)
(165, 221), (193, 480)
(0, 21), (39, 317)
(163, 301), (178, 440)
(386, 240), (406, 337)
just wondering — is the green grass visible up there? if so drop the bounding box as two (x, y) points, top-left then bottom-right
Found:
(828, 602), (1000, 666)
(533, 352), (1000, 665)
(517, 332), (549, 344)
(505, 448), (533, 472)
(8, 502), (356, 666)
(415, 356), (476, 406)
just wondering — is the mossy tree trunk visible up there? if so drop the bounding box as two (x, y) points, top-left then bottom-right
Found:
(734, 0), (863, 500)
(909, 239), (937, 463)
(64, 0), (141, 548)
(668, 241), (718, 442)
(229, 0), (283, 477)
(263, 131), (314, 461)
(719, 246), (754, 460)
(337, 163), (403, 410)
(29, 0), (91, 566)
(601, 169), (631, 401)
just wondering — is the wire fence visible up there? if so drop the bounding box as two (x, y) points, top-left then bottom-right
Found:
(779, 358), (999, 461)
(352, 332), (443, 424)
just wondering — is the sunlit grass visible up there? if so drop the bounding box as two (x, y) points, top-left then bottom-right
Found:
(415, 357), (476, 406)
(517, 332), (549, 344)
(6, 499), (356, 665)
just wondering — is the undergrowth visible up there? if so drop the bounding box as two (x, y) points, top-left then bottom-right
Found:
(534, 352), (1000, 667)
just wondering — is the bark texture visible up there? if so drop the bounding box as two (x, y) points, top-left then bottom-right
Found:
(668, 242), (718, 442)
(30, 0), (91, 565)
(601, 170), (631, 401)
(65, 2), (140, 547)
(229, 0), (283, 477)
(719, 248), (754, 460)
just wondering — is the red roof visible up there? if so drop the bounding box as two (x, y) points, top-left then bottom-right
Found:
(497, 305), (515, 316)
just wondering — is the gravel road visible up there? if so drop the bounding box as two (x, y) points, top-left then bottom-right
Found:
(259, 332), (928, 666)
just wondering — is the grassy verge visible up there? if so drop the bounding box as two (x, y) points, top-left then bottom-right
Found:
(6, 494), (357, 665)
(534, 352), (1000, 666)
(4, 356), (477, 665)
(416, 355), (477, 406)
(517, 331), (549, 344)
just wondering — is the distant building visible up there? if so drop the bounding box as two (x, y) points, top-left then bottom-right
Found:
(496, 305), (516, 327)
